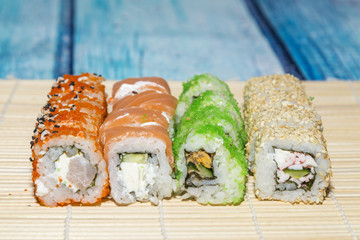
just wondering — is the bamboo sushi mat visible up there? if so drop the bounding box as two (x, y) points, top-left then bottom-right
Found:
(0, 80), (359, 240)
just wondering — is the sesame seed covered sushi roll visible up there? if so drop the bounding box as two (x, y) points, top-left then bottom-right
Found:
(173, 75), (247, 205)
(31, 73), (109, 207)
(244, 74), (331, 204)
(100, 77), (177, 205)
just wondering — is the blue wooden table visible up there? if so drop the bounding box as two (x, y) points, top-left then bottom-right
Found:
(1, 0), (359, 80)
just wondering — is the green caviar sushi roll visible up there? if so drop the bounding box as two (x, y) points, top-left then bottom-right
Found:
(181, 90), (247, 146)
(174, 73), (232, 127)
(176, 91), (246, 149)
(173, 75), (247, 205)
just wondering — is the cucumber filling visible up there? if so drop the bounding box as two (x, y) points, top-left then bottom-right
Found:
(272, 148), (317, 191)
(185, 150), (217, 188)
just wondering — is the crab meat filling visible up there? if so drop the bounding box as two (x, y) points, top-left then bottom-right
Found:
(116, 153), (157, 201)
(52, 148), (97, 192)
(185, 150), (217, 188)
(273, 148), (318, 190)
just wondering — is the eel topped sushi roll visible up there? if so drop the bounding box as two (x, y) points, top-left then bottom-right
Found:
(100, 77), (177, 205)
(244, 74), (331, 203)
(31, 73), (109, 207)
(173, 74), (247, 205)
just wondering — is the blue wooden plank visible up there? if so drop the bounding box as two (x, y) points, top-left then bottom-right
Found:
(244, 0), (304, 79)
(0, 0), (63, 79)
(256, 0), (360, 80)
(74, 0), (284, 80)
(54, 0), (74, 77)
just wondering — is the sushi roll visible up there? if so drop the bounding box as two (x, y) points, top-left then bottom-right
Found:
(100, 77), (177, 205)
(112, 77), (171, 103)
(31, 73), (109, 207)
(173, 73), (232, 127)
(173, 75), (247, 205)
(244, 74), (331, 203)
(176, 90), (247, 147)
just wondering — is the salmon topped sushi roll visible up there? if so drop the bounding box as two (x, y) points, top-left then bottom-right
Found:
(112, 77), (171, 103)
(100, 77), (177, 205)
(31, 73), (109, 207)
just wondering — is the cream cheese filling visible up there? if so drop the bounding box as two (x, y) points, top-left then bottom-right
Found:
(117, 153), (157, 201)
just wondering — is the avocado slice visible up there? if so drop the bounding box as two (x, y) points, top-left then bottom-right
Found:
(284, 168), (311, 179)
(121, 153), (148, 164)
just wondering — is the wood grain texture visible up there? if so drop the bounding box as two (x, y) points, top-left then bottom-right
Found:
(244, 0), (304, 79)
(256, 0), (360, 80)
(0, 0), (61, 79)
(54, 0), (74, 78)
(74, 0), (284, 80)
(0, 80), (359, 239)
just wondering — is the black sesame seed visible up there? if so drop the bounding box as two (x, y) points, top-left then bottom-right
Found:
(78, 91), (82, 94)
(49, 113), (54, 117)
(29, 157), (33, 162)
(32, 136), (35, 140)
(50, 108), (56, 112)
(35, 138), (38, 143)
(74, 95), (78, 99)
(132, 91), (138, 94)
(49, 119), (56, 123)
(81, 86), (85, 90)
(52, 131), (58, 134)
(57, 85), (61, 89)
(70, 81), (75, 86)
(54, 125), (60, 128)
(90, 86), (95, 89)
(99, 74), (102, 77)
(44, 103), (51, 109)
